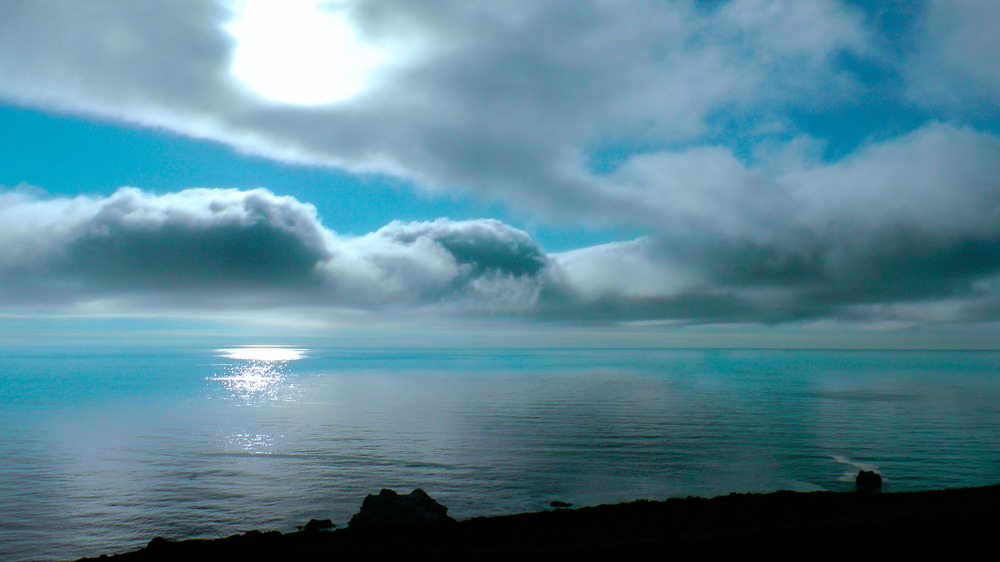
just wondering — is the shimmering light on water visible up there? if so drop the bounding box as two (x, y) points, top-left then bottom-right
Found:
(209, 361), (285, 400)
(225, 432), (283, 455)
(208, 346), (308, 403)
(1, 346), (999, 561)
(217, 346), (308, 362)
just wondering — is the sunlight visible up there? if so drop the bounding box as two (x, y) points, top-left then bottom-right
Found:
(210, 346), (307, 403)
(218, 345), (308, 361)
(225, 0), (388, 105)
(226, 432), (281, 455)
(210, 361), (284, 395)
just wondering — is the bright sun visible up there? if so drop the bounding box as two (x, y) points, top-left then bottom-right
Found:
(225, 0), (388, 105)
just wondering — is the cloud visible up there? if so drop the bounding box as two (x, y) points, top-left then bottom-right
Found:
(0, 0), (236, 121)
(0, 187), (554, 314)
(3, 155), (1000, 326)
(0, 0), (873, 220)
(0, 187), (330, 307)
(321, 217), (552, 312)
(904, 0), (1000, 112)
(1, 1), (999, 328)
(1, 2), (991, 222)
(547, 123), (1000, 323)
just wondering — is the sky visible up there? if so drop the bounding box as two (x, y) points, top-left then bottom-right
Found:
(1, 0), (999, 346)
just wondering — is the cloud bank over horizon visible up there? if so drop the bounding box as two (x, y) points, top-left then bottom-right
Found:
(3, 179), (1000, 327)
(0, 187), (552, 315)
(1, 0), (999, 328)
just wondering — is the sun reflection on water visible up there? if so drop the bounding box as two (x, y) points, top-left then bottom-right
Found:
(208, 346), (308, 403)
(225, 432), (283, 455)
(217, 346), (308, 362)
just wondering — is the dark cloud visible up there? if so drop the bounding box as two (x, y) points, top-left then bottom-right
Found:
(59, 198), (327, 292)
(377, 219), (548, 278)
(549, 124), (1000, 324)
(3, 182), (1000, 326)
(536, 288), (762, 325)
(0, 188), (329, 306)
(793, 230), (1000, 314)
(328, 218), (553, 312)
(0, 188), (556, 313)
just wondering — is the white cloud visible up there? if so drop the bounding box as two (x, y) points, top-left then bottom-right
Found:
(905, 0), (1000, 111)
(607, 145), (781, 241)
(0, 0), (874, 217)
(787, 124), (1000, 238)
(553, 238), (694, 299)
(716, 0), (868, 64)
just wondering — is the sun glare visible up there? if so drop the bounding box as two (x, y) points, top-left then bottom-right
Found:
(211, 346), (307, 403)
(218, 346), (308, 362)
(225, 0), (388, 105)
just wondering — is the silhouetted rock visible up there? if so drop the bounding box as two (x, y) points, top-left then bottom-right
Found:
(348, 488), (455, 529)
(76, 483), (1000, 559)
(145, 536), (171, 551)
(303, 518), (336, 533)
(856, 470), (883, 493)
(550, 501), (572, 508)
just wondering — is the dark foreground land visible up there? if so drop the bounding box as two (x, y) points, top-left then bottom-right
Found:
(80, 484), (1000, 559)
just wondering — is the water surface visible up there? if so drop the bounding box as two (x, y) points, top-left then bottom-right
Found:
(2, 345), (998, 560)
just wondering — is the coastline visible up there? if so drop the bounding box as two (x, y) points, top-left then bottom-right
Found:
(78, 483), (1000, 558)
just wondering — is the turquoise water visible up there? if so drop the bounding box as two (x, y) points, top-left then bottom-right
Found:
(2, 345), (999, 560)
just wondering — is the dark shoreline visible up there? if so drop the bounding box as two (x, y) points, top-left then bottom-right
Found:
(79, 483), (1000, 559)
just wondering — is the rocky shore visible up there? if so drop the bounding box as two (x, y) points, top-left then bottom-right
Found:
(79, 483), (1000, 559)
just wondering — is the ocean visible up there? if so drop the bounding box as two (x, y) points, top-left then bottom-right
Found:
(2, 344), (998, 561)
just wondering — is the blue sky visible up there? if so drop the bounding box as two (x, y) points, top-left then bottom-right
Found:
(1, 0), (999, 346)
(0, 103), (639, 250)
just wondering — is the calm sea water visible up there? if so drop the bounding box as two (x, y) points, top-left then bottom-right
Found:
(1, 345), (999, 561)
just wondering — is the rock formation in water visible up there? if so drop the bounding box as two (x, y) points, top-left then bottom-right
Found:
(856, 470), (883, 493)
